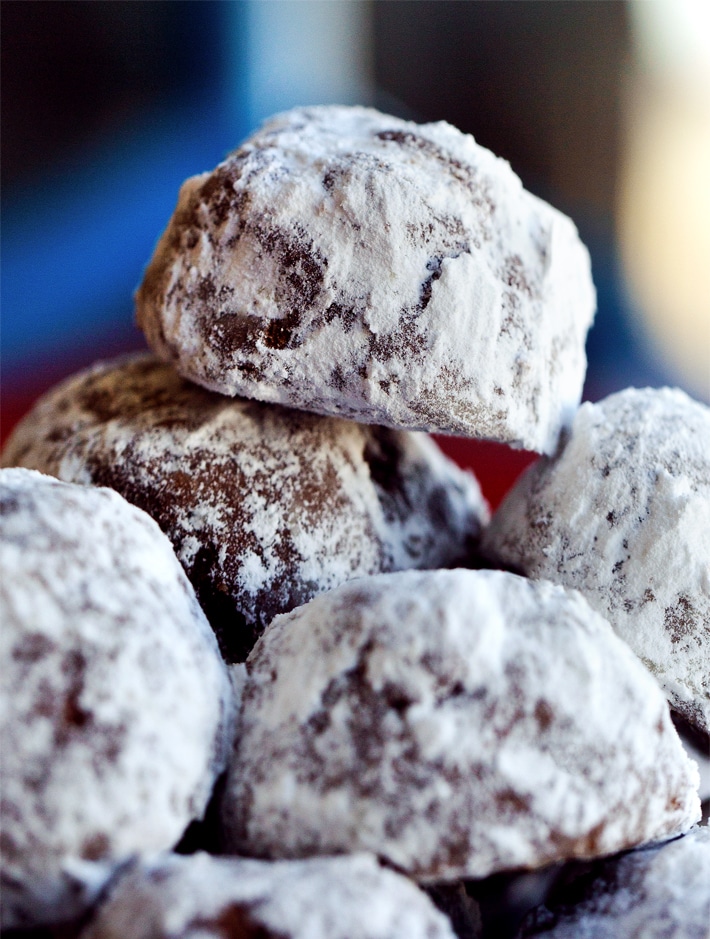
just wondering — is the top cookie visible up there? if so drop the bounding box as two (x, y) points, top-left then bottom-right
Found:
(136, 106), (595, 454)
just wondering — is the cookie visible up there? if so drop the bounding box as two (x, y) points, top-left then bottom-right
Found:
(221, 569), (700, 882)
(136, 105), (595, 455)
(481, 387), (710, 734)
(0, 469), (235, 929)
(1, 354), (487, 663)
(79, 851), (457, 939)
(518, 826), (710, 938)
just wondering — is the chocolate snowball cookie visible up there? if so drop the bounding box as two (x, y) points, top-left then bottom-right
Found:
(481, 387), (710, 735)
(135, 105), (595, 455)
(1, 355), (487, 663)
(517, 826), (710, 939)
(80, 852), (457, 939)
(0, 469), (235, 929)
(221, 569), (700, 882)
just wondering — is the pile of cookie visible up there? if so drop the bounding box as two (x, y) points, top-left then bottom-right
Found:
(2, 106), (708, 939)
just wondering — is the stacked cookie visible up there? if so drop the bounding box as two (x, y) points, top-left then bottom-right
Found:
(1, 355), (487, 665)
(481, 387), (710, 736)
(0, 469), (236, 928)
(2, 106), (707, 938)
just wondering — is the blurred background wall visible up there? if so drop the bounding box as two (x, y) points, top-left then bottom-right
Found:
(2, 1), (708, 485)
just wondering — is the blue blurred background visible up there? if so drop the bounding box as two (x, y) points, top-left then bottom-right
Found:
(3, 1), (708, 462)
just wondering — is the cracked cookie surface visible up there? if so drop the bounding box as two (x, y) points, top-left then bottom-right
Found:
(136, 105), (595, 454)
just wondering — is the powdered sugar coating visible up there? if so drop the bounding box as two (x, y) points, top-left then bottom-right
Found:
(80, 851), (456, 939)
(518, 826), (710, 939)
(222, 569), (700, 882)
(0, 469), (235, 929)
(136, 105), (595, 455)
(1, 355), (487, 663)
(482, 387), (710, 734)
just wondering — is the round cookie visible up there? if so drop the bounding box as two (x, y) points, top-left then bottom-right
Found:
(1, 354), (487, 663)
(517, 826), (710, 939)
(80, 851), (457, 939)
(0, 469), (235, 929)
(221, 569), (700, 882)
(135, 105), (595, 455)
(481, 387), (710, 735)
